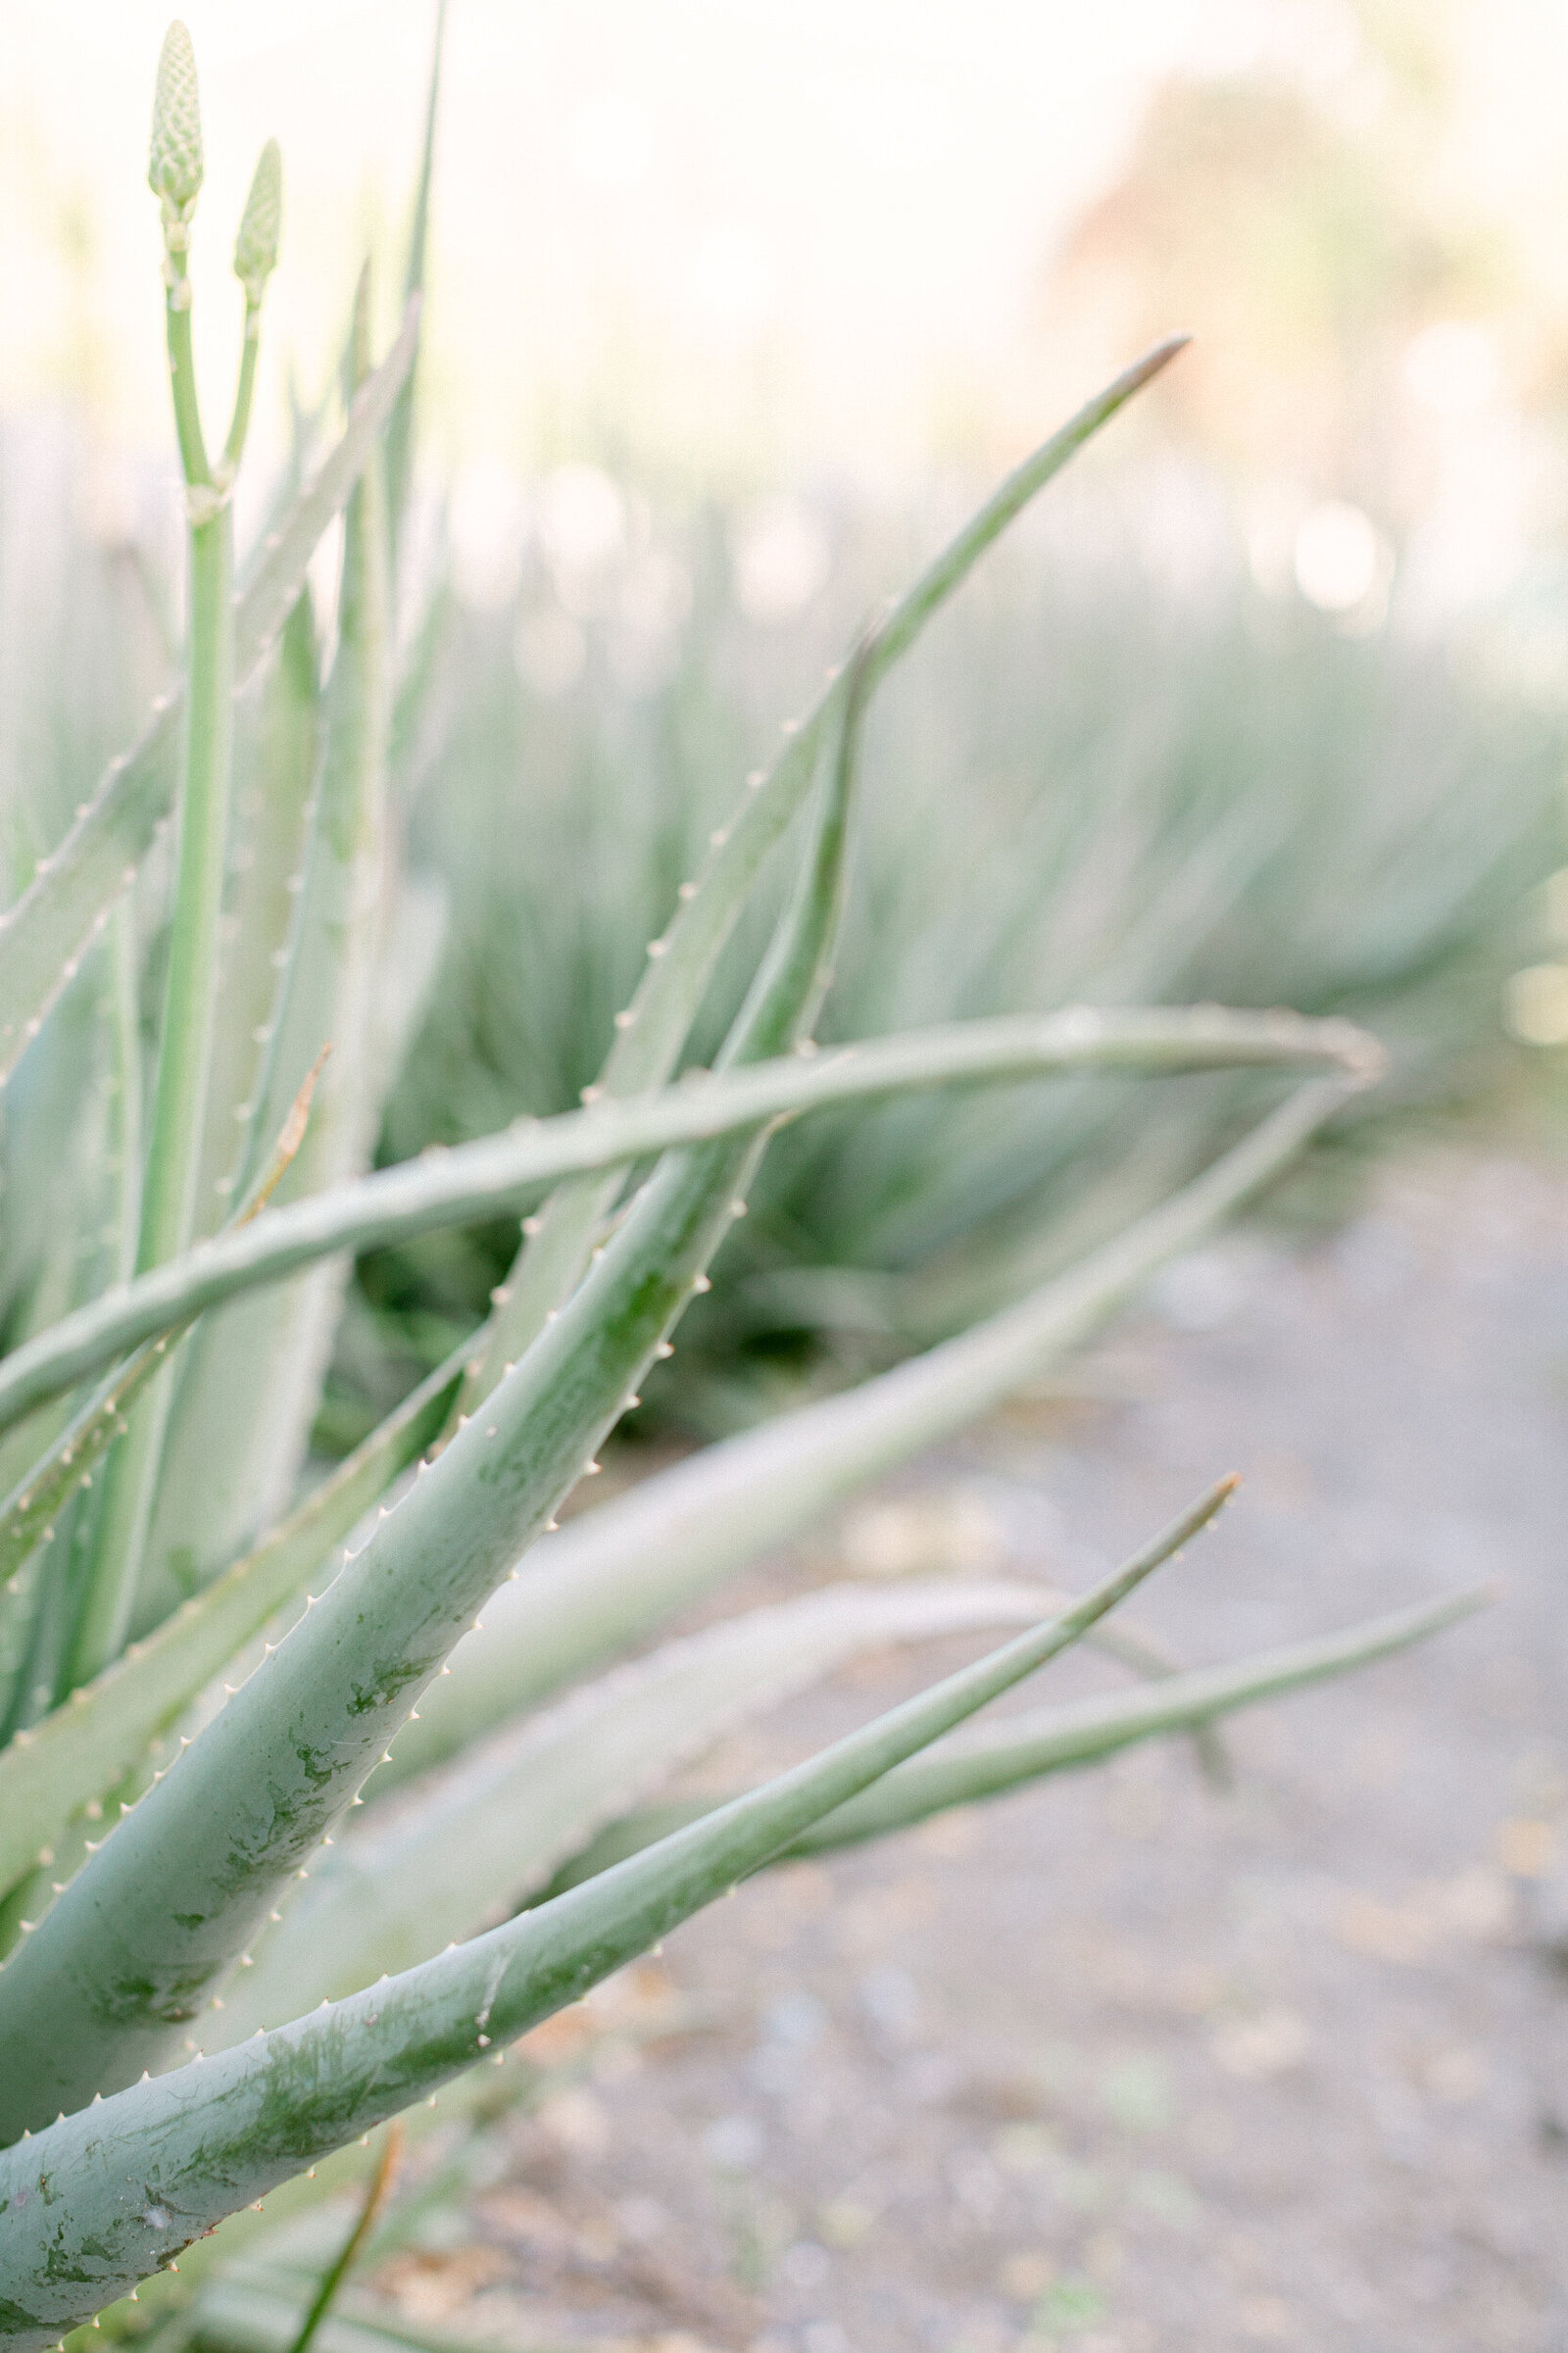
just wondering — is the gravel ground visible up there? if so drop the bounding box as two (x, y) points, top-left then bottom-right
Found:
(363, 1149), (1568, 2353)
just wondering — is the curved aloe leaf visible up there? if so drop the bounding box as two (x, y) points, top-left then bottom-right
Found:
(0, 1014), (1375, 1443)
(0, 301), (420, 1094)
(779, 1587), (1490, 1852)
(544, 1588), (1488, 1887)
(464, 337), (1190, 1402)
(0, 953), (143, 1727)
(0, 663), (866, 2127)
(0, 1488), (1217, 2334)
(0, 1051), (331, 1637)
(217, 1576), (1058, 2034)
(459, 617), (874, 1405)
(385, 0), (447, 556)
(0, 1352), (460, 1904)
(388, 1073), (1360, 1781)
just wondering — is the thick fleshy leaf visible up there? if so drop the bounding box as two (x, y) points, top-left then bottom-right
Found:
(0, 1488), (1219, 2335)
(780, 1587), (1490, 1852)
(0, 1020), (1375, 1442)
(464, 338), (1190, 1402)
(0, 650), (867, 2128)
(0, 1046), (333, 1718)
(217, 1577), (1059, 2033)
(541, 1588), (1488, 1889)
(0, 1352), (460, 1904)
(387, 1074), (1361, 1783)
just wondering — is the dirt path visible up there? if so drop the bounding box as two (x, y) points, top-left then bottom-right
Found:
(369, 1150), (1568, 2353)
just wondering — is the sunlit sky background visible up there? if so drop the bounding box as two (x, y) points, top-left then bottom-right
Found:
(5, 0), (1568, 638)
(2, 0), (1564, 477)
(2, 0), (1204, 479)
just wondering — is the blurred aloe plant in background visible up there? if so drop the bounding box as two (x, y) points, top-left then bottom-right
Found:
(355, 435), (1564, 1445)
(0, 19), (1490, 2350)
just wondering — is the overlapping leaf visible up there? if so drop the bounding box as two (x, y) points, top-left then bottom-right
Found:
(0, 1491), (1219, 2340)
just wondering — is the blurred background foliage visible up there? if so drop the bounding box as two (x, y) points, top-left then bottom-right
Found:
(4, 0), (1568, 1445)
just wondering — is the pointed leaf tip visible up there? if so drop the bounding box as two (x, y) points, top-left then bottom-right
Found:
(149, 22), (203, 215)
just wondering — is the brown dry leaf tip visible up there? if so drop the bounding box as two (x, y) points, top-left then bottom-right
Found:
(239, 1044), (333, 1224)
(277, 1044), (333, 1161)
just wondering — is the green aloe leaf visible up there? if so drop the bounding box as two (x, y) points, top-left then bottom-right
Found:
(457, 619), (874, 1407)
(385, 0), (447, 557)
(462, 338), (1189, 1406)
(0, 651), (866, 2126)
(150, 264), (395, 1600)
(194, 585), (320, 1243)
(216, 1575), (1058, 2034)
(0, 301), (420, 1094)
(0, 1018), (1374, 1443)
(0, 1048), (331, 1681)
(780, 1587), (1490, 1851)
(387, 1073), (1361, 1781)
(543, 1588), (1488, 1887)
(0, 944), (144, 1730)
(0, 1485), (1218, 2334)
(0, 1350), (460, 1907)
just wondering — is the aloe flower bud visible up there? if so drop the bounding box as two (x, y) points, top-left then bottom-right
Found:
(234, 138), (282, 304)
(147, 21), (204, 221)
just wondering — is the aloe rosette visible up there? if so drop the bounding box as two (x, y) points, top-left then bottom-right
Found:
(0, 22), (1481, 2349)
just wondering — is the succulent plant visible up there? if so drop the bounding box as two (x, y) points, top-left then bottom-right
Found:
(0, 22), (1480, 2349)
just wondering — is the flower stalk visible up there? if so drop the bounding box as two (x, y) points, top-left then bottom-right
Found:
(65, 25), (282, 1688)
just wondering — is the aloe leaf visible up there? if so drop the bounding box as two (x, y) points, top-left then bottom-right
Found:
(150, 267), (395, 1601)
(0, 303), (419, 1094)
(0, 1018), (1374, 1443)
(389, 1073), (1360, 1780)
(0, 1488), (1216, 2328)
(0, 1048), (329, 1730)
(78, 2090), (484, 2346)
(0, 1329), (178, 1618)
(0, 948), (140, 1725)
(63, 496), (239, 1684)
(278, 2125), (402, 2353)
(385, 0), (447, 558)
(0, 1349), (459, 1907)
(0, 709), (172, 1088)
(216, 1577), (1057, 2034)
(780, 1585), (1489, 1851)
(80, 2021), (537, 2348)
(599, 335), (1190, 1098)
(0, 652), (855, 2117)
(233, 298), (420, 689)
(463, 339), (1188, 1403)
(0, 1040), (333, 1744)
(195, 586), (320, 1238)
(458, 621), (873, 1407)
(540, 1589), (1488, 1888)
(107, 896), (144, 1281)
(0, 571), (876, 2127)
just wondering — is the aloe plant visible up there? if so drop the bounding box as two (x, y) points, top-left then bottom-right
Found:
(0, 25), (1483, 2349)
